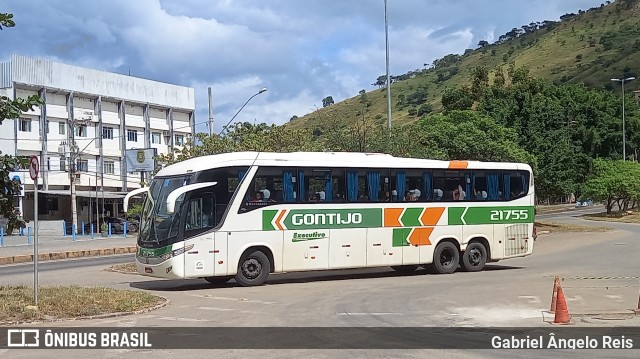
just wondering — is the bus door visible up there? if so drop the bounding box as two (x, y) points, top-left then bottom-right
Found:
(181, 188), (222, 277)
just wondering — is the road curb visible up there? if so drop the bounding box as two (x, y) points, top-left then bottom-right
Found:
(0, 246), (137, 265)
(1, 295), (170, 326)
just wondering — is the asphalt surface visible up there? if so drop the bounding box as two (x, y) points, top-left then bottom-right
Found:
(0, 254), (132, 276)
(1, 206), (638, 358)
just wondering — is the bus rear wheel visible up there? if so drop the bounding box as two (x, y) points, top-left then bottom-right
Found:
(432, 241), (459, 274)
(460, 242), (487, 272)
(235, 250), (270, 286)
(204, 276), (232, 285)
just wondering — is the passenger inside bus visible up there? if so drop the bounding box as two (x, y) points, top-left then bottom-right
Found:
(475, 188), (488, 200)
(453, 184), (465, 201)
(250, 192), (264, 203)
(433, 188), (443, 201)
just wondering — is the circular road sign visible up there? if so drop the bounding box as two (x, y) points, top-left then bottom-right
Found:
(29, 156), (39, 181)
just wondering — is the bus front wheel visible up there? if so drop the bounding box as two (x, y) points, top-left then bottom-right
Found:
(460, 242), (487, 272)
(235, 250), (270, 286)
(432, 242), (459, 274)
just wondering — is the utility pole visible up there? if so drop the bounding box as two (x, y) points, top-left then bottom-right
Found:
(208, 87), (214, 137)
(66, 92), (79, 234)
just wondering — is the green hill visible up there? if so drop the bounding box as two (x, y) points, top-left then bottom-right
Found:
(287, 0), (640, 130)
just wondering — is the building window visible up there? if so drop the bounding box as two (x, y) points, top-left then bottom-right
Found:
(104, 161), (115, 175)
(163, 135), (170, 145)
(59, 122), (66, 135)
(127, 129), (138, 142)
(76, 159), (88, 172)
(47, 157), (51, 171)
(19, 118), (31, 132)
(75, 125), (87, 137)
(175, 134), (184, 146)
(152, 132), (161, 144)
(102, 127), (114, 140)
(60, 158), (66, 172)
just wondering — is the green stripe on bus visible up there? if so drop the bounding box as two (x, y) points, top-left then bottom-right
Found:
(392, 228), (412, 247)
(448, 206), (534, 225)
(138, 245), (172, 257)
(262, 210), (279, 231)
(400, 208), (423, 227)
(282, 208), (383, 229)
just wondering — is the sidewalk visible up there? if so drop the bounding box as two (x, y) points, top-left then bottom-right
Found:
(0, 221), (137, 265)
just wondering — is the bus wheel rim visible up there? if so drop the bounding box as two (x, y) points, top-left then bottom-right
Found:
(440, 250), (454, 267)
(468, 248), (482, 266)
(242, 258), (262, 279)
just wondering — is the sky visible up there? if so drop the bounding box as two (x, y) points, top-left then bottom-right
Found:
(2, 0), (605, 134)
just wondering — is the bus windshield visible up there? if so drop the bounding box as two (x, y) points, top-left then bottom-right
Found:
(139, 176), (192, 244)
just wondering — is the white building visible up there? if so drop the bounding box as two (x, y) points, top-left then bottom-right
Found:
(0, 54), (195, 223)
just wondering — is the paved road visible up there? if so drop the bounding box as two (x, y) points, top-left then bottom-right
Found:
(1, 209), (638, 358)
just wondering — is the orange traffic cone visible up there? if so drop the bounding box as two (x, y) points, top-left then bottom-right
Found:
(550, 276), (560, 313)
(553, 285), (571, 324)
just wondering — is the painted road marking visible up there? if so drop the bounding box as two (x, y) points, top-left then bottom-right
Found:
(337, 312), (403, 316)
(545, 275), (640, 280)
(198, 306), (259, 314)
(156, 316), (212, 322)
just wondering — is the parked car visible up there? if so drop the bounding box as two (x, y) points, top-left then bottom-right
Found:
(575, 199), (594, 207)
(84, 217), (131, 234)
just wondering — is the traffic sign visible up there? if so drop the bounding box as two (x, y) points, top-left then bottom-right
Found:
(29, 156), (39, 181)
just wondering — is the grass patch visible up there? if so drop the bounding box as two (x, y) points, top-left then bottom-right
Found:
(536, 220), (612, 233)
(581, 211), (640, 224)
(109, 262), (138, 274)
(0, 285), (163, 324)
(535, 204), (576, 214)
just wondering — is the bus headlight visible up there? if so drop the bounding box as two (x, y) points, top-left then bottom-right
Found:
(160, 244), (194, 261)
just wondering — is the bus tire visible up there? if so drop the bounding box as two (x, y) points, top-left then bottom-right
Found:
(390, 265), (419, 273)
(461, 242), (487, 272)
(204, 276), (233, 285)
(235, 250), (270, 286)
(432, 241), (459, 274)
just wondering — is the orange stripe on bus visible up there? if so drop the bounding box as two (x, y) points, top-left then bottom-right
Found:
(448, 160), (468, 169)
(275, 210), (287, 230)
(408, 227), (433, 246)
(384, 208), (403, 227)
(420, 207), (445, 226)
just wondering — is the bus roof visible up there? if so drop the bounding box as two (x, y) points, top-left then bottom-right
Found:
(156, 151), (532, 177)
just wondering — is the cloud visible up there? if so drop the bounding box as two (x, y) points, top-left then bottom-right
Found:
(1, 0), (606, 131)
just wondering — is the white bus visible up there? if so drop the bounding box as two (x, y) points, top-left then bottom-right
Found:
(125, 152), (535, 286)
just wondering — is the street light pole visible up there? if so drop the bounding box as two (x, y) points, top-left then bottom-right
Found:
(219, 88), (268, 135)
(208, 87), (214, 137)
(611, 76), (636, 161)
(384, 0), (392, 130)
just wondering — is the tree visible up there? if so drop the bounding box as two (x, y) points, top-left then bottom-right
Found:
(322, 96), (334, 108)
(478, 40), (489, 48)
(441, 87), (473, 111)
(582, 159), (640, 213)
(0, 12), (43, 234)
